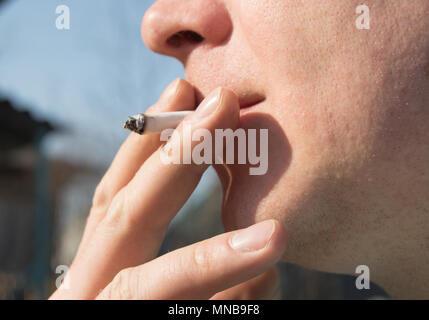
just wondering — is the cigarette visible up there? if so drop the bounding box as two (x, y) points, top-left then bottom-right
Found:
(123, 111), (194, 135)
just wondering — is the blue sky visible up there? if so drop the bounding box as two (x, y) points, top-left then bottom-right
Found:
(0, 0), (184, 166)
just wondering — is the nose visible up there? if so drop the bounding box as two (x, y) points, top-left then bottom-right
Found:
(141, 0), (232, 62)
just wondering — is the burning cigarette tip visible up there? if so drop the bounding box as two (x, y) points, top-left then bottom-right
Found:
(123, 115), (145, 135)
(123, 111), (193, 135)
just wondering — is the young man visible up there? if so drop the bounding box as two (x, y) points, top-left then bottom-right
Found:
(51, 0), (429, 299)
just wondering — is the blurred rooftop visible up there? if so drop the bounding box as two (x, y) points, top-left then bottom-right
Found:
(0, 99), (54, 151)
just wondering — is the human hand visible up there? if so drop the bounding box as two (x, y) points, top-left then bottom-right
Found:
(50, 79), (286, 300)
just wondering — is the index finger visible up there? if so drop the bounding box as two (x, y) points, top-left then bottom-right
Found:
(77, 79), (195, 253)
(57, 88), (240, 299)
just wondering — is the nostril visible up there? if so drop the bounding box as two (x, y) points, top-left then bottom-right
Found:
(166, 30), (204, 48)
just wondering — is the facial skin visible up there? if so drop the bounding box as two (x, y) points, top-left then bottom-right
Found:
(142, 0), (429, 298)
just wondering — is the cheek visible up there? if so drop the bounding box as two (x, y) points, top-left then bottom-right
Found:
(235, 0), (361, 89)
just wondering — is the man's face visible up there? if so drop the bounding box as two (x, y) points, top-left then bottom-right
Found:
(142, 0), (429, 274)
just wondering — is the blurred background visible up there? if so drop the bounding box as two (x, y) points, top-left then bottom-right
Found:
(0, 0), (388, 299)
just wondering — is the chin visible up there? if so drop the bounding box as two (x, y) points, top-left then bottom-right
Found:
(213, 147), (346, 273)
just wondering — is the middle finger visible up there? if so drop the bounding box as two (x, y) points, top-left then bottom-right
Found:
(69, 88), (239, 298)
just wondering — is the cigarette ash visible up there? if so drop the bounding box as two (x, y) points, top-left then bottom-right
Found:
(123, 115), (145, 135)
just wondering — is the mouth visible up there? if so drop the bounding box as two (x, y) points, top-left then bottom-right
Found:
(238, 93), (266, 110)
(195, 90), (265, 111)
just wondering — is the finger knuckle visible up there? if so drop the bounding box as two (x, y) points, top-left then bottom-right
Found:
(103, 189), (143, 233)
(191, 243), (213, 277)
(108, 270), (133, 300)
(92, 182), (109, 210)
(103, 190), (127, 227)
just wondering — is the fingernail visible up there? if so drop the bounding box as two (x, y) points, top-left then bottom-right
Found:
(230, 220), (275, 252)
(164, 78), (182, 100)
(168, 78), (182, 92)
(193, 88), (223, 119)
